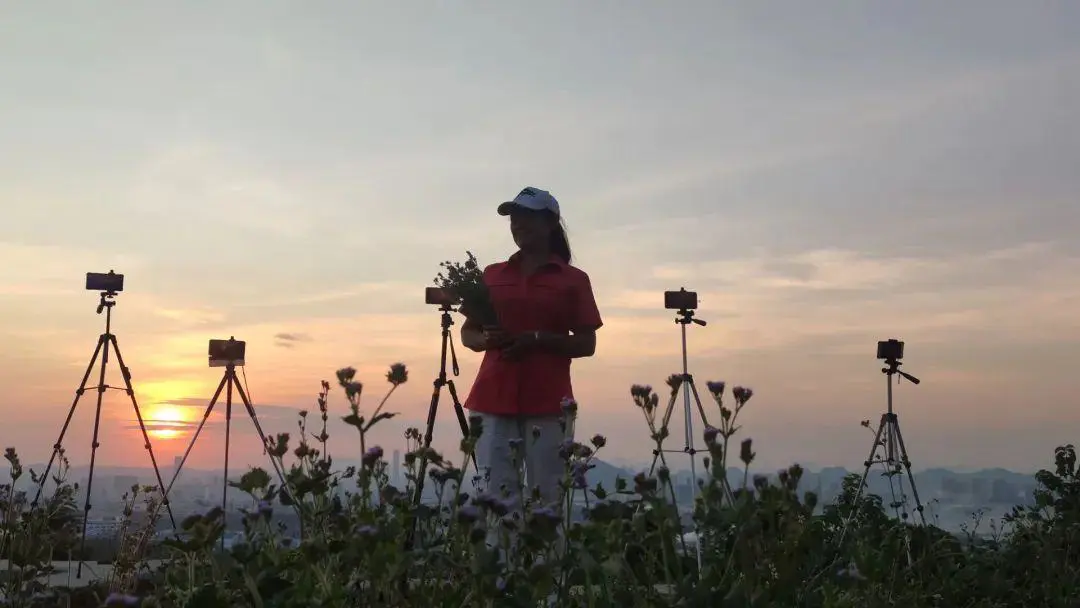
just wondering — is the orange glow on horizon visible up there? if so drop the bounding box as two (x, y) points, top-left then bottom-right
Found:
(145, 403), (197, 441)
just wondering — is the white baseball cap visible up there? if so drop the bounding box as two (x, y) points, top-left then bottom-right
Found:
(497, 186), (560, 218)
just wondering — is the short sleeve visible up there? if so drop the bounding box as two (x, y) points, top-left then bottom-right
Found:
(572, 272), (603, 331)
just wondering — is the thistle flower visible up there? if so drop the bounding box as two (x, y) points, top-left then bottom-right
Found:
(386, 362), (408, 385)
(343, 381), (363, 401)
(529, 505), (562, 526)
(491, 498), (514, 517)
(473, 492), (497, 510)
(104, 593), (140, 607)
(666, 374), (683, 394)
(558, 438), (576, 460)
(630, 385), (660, 415)
(703, 425), (719, 446)
(569, 461), (590, 489)
(560, 397), (578, 416)
(752, 474), (769, 491)
(362, 446), (384, 468)
(706, 380), (726, 398)
(590, 434), (607, 449)
(740, 438), (756, 465)
(336, 367), (357, 385)
(732, 386), (753, 405)
(456, 504), (481, 525)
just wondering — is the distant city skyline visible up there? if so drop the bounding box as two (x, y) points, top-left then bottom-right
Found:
(2, 2), (1078, 474)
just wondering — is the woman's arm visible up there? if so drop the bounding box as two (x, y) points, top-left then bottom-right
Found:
(461, 317), (509, 352)
(537, 330), (596, 358)
(511, 272), (602, 359)
(460, 317), (488, 352)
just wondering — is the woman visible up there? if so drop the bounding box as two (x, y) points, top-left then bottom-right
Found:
(461, 186), (603, 516)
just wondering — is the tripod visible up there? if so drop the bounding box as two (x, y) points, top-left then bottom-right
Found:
(645, 307), (711, 571)
(31, 290), (177, 578)
(163, 362), (294, 550)
(847, 358), (927, 529)
(405, 303), (476, 550)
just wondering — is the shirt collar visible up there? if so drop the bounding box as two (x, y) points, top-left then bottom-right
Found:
(508, 251), (567, 270)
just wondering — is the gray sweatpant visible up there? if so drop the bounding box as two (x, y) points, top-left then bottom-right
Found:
(474, 412), (572, 507)
(474, 412), (572, 553)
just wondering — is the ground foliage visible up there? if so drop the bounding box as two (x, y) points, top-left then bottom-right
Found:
(1, 364), (1078, 607)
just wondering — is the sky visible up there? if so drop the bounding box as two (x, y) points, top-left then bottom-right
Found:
(1, 1), (1078, 478)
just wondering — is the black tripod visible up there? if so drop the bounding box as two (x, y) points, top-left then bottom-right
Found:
(32, 289), (177, 578)
(163, 362), (294, 550)
(405, 303), (475, 549)
(848, 358), (927, 528)
(646, 306), (711, 571)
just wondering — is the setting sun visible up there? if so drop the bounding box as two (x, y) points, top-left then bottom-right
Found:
(146, 403), (196, 441)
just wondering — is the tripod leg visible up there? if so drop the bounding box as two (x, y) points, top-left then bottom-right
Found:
(108, 335), (178, 530)
(76, 331), (114, 578)
(685, 376), (711, 429)
(680, 377), (704, 572)
(233, 378), (296, 504)
(408, 376), (443, 535)
(221, 371), (234, 551)
(646, 389), (681, 477)
(890, 420), (927, 525)
(164, 374), (227, 497)
(32, 336), (104, 507)
(445, 379), (477, 473)
(843, 414), (888, 532)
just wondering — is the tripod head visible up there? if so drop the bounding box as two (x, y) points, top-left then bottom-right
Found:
(436, 302), (456, 328)
(86, 270), (123, 315)
(674, 308), (706, 327)
(95, 291), (118, 315)
(882, 358), (920, 385)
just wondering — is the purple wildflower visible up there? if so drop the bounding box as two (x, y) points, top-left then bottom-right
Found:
(558, 438), (576, 460)
(491, 497), (515, 517)
(560, 397), (578, 415)
(529, 505), (562, 525)
(456, 504), (481, 525)
(706, 380), (726, 397)
(104, 593), (140, 606)
(362, 445), (384, 467)
(703, 425), (719, 445)
(569, 461), (589, 489)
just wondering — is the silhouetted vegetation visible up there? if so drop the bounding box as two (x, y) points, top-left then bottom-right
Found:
(2, 366), (1078, 607)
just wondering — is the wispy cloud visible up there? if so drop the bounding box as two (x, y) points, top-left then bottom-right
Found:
(273, 332), (313, 349)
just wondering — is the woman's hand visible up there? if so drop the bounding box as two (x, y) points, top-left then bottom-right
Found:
(501, 331), (542, 361)
(482, 326), (512, 350)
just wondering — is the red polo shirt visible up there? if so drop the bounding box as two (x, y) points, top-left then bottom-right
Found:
(464, 253), (603, 418)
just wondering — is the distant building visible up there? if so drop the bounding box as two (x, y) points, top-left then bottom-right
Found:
(84, 516), (124, 539)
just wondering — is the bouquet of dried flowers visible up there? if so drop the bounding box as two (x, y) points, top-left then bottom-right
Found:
(434, 251), (499, 327)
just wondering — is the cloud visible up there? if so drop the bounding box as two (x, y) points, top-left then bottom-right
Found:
(591, 241), (1080, 361)
(0, 242), (149, 296)
(125, 142), (318, 239)
(273, 332), (313, 349)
